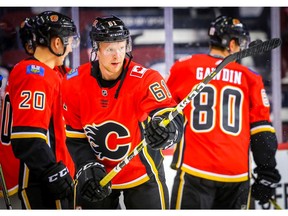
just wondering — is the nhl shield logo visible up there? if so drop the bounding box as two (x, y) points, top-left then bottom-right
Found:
(102, 89), (108, 96)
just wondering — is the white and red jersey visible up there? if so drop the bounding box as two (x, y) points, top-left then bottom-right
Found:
(62, 59), (176, 189)
(167, 54), (273, 182)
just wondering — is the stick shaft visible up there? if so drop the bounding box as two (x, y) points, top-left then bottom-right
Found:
(269, 198), (282, 209)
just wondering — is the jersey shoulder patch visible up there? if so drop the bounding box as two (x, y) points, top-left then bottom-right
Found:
(66, 68), (79, 80)
(130, 65), (148, 78)
(26, 64), (45, 76)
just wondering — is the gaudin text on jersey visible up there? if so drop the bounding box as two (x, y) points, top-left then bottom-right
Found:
(196, 67), (242, 85)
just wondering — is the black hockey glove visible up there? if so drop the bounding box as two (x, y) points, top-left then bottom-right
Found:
(41, 161), (74, 200)
(76, 161), (111, 202)
(144, 112), (183, 150)
(251, 168), (281, 205)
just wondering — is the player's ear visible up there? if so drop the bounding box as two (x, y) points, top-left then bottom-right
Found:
(229, 39), (239, 53)
(50, 37), (63, 54)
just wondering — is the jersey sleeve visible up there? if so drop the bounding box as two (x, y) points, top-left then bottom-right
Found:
(248, 72), (278, 171)
(166, 58), (190, 104)
(249, 73), (271, 123)
(137, 68), (177, 117)
(250, 121), (278, 170)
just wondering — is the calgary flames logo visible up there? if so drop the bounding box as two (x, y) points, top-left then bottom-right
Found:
(84, 122), (131, 161)
(232, 19), (240, 25)
(50, 15), (59, 22)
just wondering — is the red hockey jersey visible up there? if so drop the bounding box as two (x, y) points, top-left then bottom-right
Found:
(0, 141), (19, 196)
(0, 70), (19, 196)
(3, 58), (74, 184)
(62, 60), (176, 189)
(167, 54), (273, 182)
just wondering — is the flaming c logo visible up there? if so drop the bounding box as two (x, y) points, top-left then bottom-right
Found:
(50, 15), (59, 22)
(232, 19), (240, 25)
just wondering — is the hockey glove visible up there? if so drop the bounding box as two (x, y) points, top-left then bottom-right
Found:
(144, 112), (183, 150)
(251, 168), (281, 205)
(41, 161), (74, 200)
(76, 161), (111, 202)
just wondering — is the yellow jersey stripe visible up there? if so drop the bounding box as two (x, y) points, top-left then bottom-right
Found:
(250, 125), (275, 135)
(182, 164), (248, 182)
(112, 174), (149, 189)
(66, 130), (86, 138)
(11, 132), (47, 140)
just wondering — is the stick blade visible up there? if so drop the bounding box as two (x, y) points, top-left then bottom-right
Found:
(236, 38), (282, 60)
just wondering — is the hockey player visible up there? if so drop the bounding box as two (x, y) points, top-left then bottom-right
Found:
(19, 14), (76, 177)
(4, 11), (79, 209)
(0, 22), (18, 200)
(0, 68), (18, 199)
(62, 15), (184, 209)
(0, 66), (19, 200)
(167, 15), (281, 209)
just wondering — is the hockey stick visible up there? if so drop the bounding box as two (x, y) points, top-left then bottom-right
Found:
(269, 198), (282, 210)
(100, 38), (282, 187)
(0, 164), (12, 209)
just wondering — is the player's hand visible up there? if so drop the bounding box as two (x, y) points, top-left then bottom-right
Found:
(41, 161), (74, 200)
(76, 161), (111, 202)
(144, 112), (183, 150)
(251, 168), (281, 205)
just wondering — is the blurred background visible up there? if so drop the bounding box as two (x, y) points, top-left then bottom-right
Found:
(0, 7), (288, 209)
(1, 7), (288, 143)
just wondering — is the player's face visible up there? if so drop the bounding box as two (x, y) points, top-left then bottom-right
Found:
(97, 41), (126, 80)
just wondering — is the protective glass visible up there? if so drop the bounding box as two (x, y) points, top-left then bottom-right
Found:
(100, 41), (127, 56)
(238, 36), (250, 50)
(63, 34), (80, 49)
(71, 34), (80, 49)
